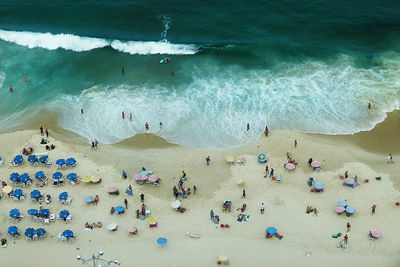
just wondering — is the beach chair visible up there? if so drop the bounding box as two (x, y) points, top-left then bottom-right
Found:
(237, 156), (246, 164)
(13, 196), (19, 201)
(32, 234), (38, 241)
(153, 182), (159, 187)
(66, 215), (72, 223)
(44, 218), (50, 225)
(59, 180), (65, 186)
(145, 210), (151, 217)
(45, 160), (52, 167)
(38, 197), (44, 202)
(57, 233), (66, 242)
(0, 159), (3, 167)
(66, 196), (73, 205)
(20, 195), (25, 202)
(49, 213), (56, 222)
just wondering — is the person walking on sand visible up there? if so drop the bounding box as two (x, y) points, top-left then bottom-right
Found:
(371, 204), (377, 215)
(81, 108), (84, 114)
(140, 193), (144, 203)
(260, 203), (265, 214)
(122, 170), (127, 179)
(122, 111), (125, 119)
(45, 129), (49, 138)
(241, 189), (246, 199)
(193, 185), (197, 195)
(295, 139), (297, 148)
(206, 156), (210, 166)
(124, 199), (128, 209)
(346, 222), (351, 232)
(247, 123), (250, 131)
(313, 208), (318, 215)
(264, 165), (269, 178)
(345, 171), (349, 178)
(40, 126), (44, 136)
(145, 122), (149, 130)
(270, 168), (274, 178)
(344, 234), (348, 244)
(387, 153), (393, 163)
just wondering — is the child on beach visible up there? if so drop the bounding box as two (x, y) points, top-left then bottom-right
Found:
(260, 203), (265, 214)
(346, 222), (351, 232)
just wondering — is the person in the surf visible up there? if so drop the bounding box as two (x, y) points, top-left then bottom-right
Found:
(197, 46), (203, 52)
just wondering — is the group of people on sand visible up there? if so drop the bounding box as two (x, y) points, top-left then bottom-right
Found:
(85, 222), (102, 230)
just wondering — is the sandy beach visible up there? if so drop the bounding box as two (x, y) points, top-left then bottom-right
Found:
(0, 111), (399, 267)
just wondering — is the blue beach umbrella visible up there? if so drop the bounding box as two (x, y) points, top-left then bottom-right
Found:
(35, 228), (46, 237)
(84, 195), (94, 203)
(66, 158), (76, 166)
(14, 155), (23, 164)
(27, 209), (38, 216)
(30, 190), (41, 199)
(9, 209), (21, 218)
(156, 237), (167, 245)
(52, 172), (62, 180)
(39, 209), (49, 216)
(10, 173), (20, 182)
(62, 230), (74, 238)
(115, 206), (125, 213)
(35, 171), (45, 179)
(59, 192), (68, 200)
(25, 228), (35, 238)
(346, 206), (355, 214)
(28, 155), (38, 162)
(59, 210), (70, 219)
(67, 173), (77, 180)
(314, 182), (324, 190)
(267, 227), (277, 235)
(13, 189), (23, 198)
(337, 200), (348, 207)
(39, 156), (48, 164)
(20, 173), (29, 183)
(56, 159), (65, 166)
(8, 226), (18, 235)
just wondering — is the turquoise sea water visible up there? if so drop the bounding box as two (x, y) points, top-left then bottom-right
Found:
(0, 1), (399, 148)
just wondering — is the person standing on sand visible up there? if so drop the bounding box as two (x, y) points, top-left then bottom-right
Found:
(206, 156), (210, 166)
(122, 170), (127, 179)
(264, 165), (269, 178)
(345, 171), (349, 178)
(124, 199), (128, 209)
(145, 122), (149, 130)
(344, 234), (348, 244)
(241, 189), (246, 199)
(270, 168), (274, 178)
(295, 140), (297, 148)
(247, 123), (250, 131)
(81, 109), (84, 114)
(45, 129), (49, 138)
(260, 203), (265, 214)
(160, 122), (163, 130)
(193, 185), (197, 195)
(371, 204), (377, 215)
(313, 208), (318, 215)
(129, 113), (132, 121)
(368, 102), (371, 111)
(140, 193), (144, 203)
(40, 126), (44, 136)
(388, 153), (393, 163)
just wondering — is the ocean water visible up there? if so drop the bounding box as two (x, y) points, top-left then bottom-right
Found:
(0, 1), (399, 149)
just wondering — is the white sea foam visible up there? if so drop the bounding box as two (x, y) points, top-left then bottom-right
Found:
(0, 29), (197, 55)
(50, 53), (400, 149)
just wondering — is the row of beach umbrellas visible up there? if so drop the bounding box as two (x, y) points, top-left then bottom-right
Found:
(8, 226), (46, 238)
(13, 155), (76, 166)
(9, 171), (79, 182)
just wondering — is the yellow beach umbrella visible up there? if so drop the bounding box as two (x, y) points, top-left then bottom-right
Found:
(148, 218), (157, 224)
(226, 156), (235, 163)
(82, 176), (91, 183)
(2, 185), (12, 194)
(237, 180), (244, 185)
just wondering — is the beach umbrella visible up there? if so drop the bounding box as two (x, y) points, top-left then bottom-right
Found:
(25, 228), (35, 238)
(24, 143), (33, 149)
(285, 163), (296, 170)
(3, 186), (13, 194)
(35, 171), (45, 179)
(39, 156), (48, 164)
(67, 173), (77, 180)
(171, 200), (181, 209)
(66, 158), (76, 166)
(337, 200), (348, 207)
(148, 175), (159, 183)
(311, 161), (321, 168)
(30, 190), (41, 199)
(28, 155), (38, 162)
(106, 222), (117, 231)
(14, 155), (23, 164)
(148, 218), (157, 225)
(257, 153), (267, 163)
(266, 227), (277, 235)
(345, 206), (355, 214)
(62, 230), (74, 238)
(39, 209), (49, 216)
(84, 195), (94, 203)
(59, 210), (70, 219)
(156, 237), (167, 245)
(35, 228), (46, 237)
(59, 192), (68, 200)
(370, 229), (382, 238)
(10, 173), (20, 182)
(314, 182), (324, 190)
(335, 206), (345, 213)
(82, 176), (91, 183)
(132, 174), (141, 181)
(115, 206), (125, 213)
(8, 226), (18, 235)
(13, 189), (23, 198)
(107, 186), (118, 193)
(9, 209), (21, 218)
(52, 172), (62, 180)
(56, 159), (65, 166)
(128, 226), (137, 234)
(27, 209), (38, 216)
(20, 173), (29, 183)
(139, 175), (148, 181)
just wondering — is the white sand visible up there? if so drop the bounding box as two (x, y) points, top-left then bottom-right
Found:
(0, 124), (399, 267)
